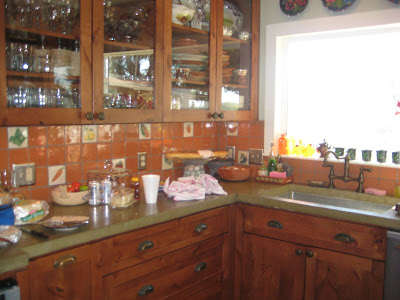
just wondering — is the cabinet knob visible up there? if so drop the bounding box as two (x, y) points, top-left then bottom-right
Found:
(137, 240), (154, 251)
(295, 249), (303, 256)
(195, 223), (208, 233)
(334, 233), (355, 244)
(85, 112), (94, 120)
(97, 112), (105, 120)
(218, 112), (224, 119)
(54, 254), (77, 269)
(211, 112), (224, 119)
(267, 220), (283, 229)
(138, 285), (154, 296)
(306, 249), (314, 258)
(195, 262), (207, 272)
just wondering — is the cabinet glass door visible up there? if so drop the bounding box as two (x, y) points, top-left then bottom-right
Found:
(163, 0), (216, 122)
(217, 0), (258, 120)
(1, 0), (92, 125)
(93, 0), (162, 123)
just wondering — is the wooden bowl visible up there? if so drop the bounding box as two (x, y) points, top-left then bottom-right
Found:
(218, 165), (251, 181)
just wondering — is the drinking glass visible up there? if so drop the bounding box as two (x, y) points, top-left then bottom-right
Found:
(0, 169), (12, 193)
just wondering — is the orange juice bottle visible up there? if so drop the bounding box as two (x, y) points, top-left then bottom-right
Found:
(278, 134), (287, 155)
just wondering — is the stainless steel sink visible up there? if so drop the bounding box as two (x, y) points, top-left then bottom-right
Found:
(277, 191), (393, 214)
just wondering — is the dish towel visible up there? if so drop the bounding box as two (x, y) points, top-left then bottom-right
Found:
(163, 174), (227, 201)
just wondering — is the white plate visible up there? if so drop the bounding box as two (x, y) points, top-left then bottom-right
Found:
(41, 216), (89, 231)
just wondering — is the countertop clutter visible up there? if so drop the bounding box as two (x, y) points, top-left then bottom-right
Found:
(1, 179), (400, 275)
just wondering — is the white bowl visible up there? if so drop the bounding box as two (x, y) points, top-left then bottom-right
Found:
(51, 186), (89, 206)
(172, 4), (195, 25)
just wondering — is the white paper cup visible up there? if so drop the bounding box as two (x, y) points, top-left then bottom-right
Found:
(142, 174), (160, 204)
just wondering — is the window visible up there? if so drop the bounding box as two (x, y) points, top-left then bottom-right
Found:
(264, 9), (400, 162)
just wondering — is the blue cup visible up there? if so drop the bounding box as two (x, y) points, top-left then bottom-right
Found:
(0, 205), (15, 225)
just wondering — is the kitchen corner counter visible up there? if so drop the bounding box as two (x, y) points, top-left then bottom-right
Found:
(2, 178), (400, 275)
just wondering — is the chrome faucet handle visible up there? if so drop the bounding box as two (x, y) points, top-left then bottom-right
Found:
(360, 167), (372, 173)
(356, 167), (373, 193)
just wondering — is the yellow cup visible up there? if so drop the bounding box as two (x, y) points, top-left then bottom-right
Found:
(394, 186), (400, 198)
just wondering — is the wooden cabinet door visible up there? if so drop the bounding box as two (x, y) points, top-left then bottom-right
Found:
(241, 233), (306, 300)
(28, 243), (102, 300)
(304, 247), (385, 300)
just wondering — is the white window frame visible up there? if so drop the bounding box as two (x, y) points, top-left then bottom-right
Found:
(264, 9), (400, 156)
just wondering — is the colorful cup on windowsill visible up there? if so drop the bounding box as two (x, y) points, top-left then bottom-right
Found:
(392, 151), (400, 164)
(347, 148), (356, 160)
(377, 150), (387, 163)
(334, 147), (344, 157)
(362, 150), (372, 162)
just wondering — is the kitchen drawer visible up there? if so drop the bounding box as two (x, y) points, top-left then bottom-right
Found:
(243, 205), (386, 260)
(102, 206), (230, 275)
(104, 235), (225, 300)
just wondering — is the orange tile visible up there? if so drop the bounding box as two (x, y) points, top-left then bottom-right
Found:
(150, 139), (162, 155)
(250, 122), (263, 138)
(28, 126), (47, 146)
(301, 160), (320, 172)
(218, 136), (227, 150)
(0, 127), (7, 149)
(364, 177), (379, 190)
(201, 136), (212, 149)
(82, 143), (98, 161)
(126, 157), (138, 172)
(83, 161), (99, 181)
(9, 148), (29, 166)
(112, 124), (125, 142)
(151, 123), (162, 139)
(97, 143), (112, 160)
(379, 179), (396, 196)
(31, 187), (50, 202)
(174, 168), (184, 179)
(48, 146), (65, 165)
(171, 123), (183, 138)
(162, 123), (172, 138)
(48, 126), (65, 145)
(0, 149), (8, 169)
(238, 122), (250, 136)
(163, 138), (174, 150)
(150, 155), (162, 171)
(66, 164), (83, 183)
(66, 144), (81, 163)
(183, 137), (194, 151)
(193, 137), (203, 150)
(126, 124), (139, 140)
(299, 170), (316, 184)
(216, 122), (224, 136)
(126, 141), (138, 157)
(31, 167), (48, 188)
(203, 122), (217, 136)
(173, 138), (184, 151)
(210, 137), (218, 150)
(237, 136), (249, 150)
(29, 147), (47, 166)
(97, 124), (112, 142)
(380, 166), (397, 181)
(249, 137), (263, 149)
(227, 136), (238, 147)
(138, 140), (151, 153)
(65, 125), (81, 144)
(162, 169), (174, 181)
(112, 141), (126, 158)
(194, 122), (202, 136)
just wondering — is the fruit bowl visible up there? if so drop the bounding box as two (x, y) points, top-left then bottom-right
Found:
(51, 186), (89, 206)
(218, 165), (251, 181)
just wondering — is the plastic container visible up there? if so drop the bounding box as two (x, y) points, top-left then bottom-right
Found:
(110, 185), (135, 208)
(87, 160), (132, 188)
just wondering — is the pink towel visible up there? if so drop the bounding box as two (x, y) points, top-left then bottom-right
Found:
(365, 188), (386, 196)
(163, 174), (227, 201)
(268, 171), (287, 178)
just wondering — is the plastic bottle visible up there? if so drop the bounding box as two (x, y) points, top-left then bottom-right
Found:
(131, 177), (140, 199)
(278, 134), (288, 155)
(268, 142), (277, 173)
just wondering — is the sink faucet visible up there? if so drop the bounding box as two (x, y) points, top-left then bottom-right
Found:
(322, 151), (372, 193)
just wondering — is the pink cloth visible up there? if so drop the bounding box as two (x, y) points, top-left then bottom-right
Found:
(268, 171), (287, 178)
(163, 174), (227, 201)
(365, 188), (386, 196)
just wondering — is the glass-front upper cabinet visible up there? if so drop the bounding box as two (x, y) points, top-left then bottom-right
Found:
(216, 0), (259, 120)
(92, 0), (163, 123)
(163, 0), (217, 122)
(0, 0), (93, 125)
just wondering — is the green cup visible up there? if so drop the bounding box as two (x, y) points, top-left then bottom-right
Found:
(335, 147), (344, 157)
(377, 150), (387, 163)
(362, 150), (372, 162)
(392, 151), (400, 164)
(347, 148), (356, 160)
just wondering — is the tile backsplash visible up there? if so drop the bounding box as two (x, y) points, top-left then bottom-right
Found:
(0, 121), (264, 201)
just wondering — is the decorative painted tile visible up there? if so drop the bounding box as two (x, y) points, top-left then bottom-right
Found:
(139, 123), (151, 140)
(162, 154), (173, 170)
(183, 122), (194, 137)
(82, 125), (97, 143)
(249, 148), (264, 165)
(48, 165), (66, 186)
(226, 122), (238, 136)
(238, 151), (249, 165)
(8, 127), (28, 148)
(112, 158), (126, 169)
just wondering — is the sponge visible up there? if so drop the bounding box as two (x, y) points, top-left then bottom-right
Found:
(365, 188), (386, 196)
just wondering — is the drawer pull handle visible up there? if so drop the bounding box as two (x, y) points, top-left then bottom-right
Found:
(138, 285), (154, 296)
(306, 249), (314, 258)
(267, 220), (283, 229)
(195, 262), (207, 272)
(295, 249), (303, 256)
(54, 254), (76, 269)
(334, 233), (355, 244)
(195, 223), (208, 233)
(138, 240), (154, 251)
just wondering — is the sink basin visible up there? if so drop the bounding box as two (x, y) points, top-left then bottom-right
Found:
(277, 191), (393, 214)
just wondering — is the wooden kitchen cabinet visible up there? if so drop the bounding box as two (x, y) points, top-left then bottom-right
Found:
(26, 242), (103, 300)
(240, 205), (386, 300)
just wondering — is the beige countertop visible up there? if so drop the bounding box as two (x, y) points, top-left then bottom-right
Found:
(1, 179), (400, 275)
